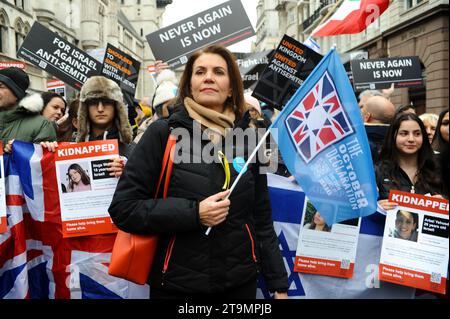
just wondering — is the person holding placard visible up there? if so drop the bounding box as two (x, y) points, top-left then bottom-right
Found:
(77, 76), (133, 177)
(109, 45), (288, 299)
(376, 112), (444, 211)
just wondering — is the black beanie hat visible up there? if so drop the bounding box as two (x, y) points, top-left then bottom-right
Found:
(0, 67), (30, 100)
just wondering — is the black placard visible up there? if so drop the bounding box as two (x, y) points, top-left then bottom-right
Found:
(351, 56), (423, 91)
(146, 0), (255, 69)
(236, 50), (273, 90)
(101, 43), (140, 96)
(17, 22), (101, 90)
(91, 159), (111, 180)
(421, 215), (449, 239)
(252, 34), (323, 110)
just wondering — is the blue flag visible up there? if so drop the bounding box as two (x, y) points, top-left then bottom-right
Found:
(270, 49), (377, 225)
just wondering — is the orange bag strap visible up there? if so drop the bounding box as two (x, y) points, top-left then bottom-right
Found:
(155, 134), (176, 200)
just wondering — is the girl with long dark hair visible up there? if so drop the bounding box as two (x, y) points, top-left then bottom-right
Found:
(376, 113), (443, 210)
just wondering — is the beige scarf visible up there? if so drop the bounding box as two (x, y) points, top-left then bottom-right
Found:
(184, 97), (235, 142)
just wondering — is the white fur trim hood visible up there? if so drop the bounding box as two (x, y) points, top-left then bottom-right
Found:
(18, 93), (44, 113)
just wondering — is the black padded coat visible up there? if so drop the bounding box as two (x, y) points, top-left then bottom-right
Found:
(108, 104), (288, 294)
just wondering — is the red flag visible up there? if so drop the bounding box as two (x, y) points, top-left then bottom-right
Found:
(312, 0), (390, 37)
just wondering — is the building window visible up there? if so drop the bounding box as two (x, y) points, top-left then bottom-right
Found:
(406, 0), (423, 9)
(124, 31), (133, 48)
(15, 21), (25, 54)
(0, 14), (8, 53)
(121, 0), (124, 4)
(137, 44), (144, 58)
(15, 32), (24, 53)
(0, 26), (6, 53)
(288, 10), (296, 25)
(137, 0), (140, 4)
(14, 0), (24, 9)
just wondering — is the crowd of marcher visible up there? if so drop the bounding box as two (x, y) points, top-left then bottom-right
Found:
(0, 44), (448, 299)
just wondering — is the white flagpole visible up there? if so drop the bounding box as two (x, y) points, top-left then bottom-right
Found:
(205, 129), (272, 235)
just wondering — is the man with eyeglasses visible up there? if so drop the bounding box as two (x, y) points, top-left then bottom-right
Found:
(77, 76), (133, 176)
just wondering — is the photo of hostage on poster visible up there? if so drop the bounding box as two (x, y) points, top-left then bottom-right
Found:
(379, 190), (449, 294)
(60, 162), (92, 194)
(55, 140), (120, 238)
(388, 210), (419, 242)
(295, 198), (361, 279)
(302, 201), (332, 232)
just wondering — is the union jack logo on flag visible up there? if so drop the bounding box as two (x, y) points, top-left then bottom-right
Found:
(285, 71), (353, 163)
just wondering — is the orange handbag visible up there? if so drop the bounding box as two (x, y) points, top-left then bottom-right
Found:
(108, 134), (176, 285)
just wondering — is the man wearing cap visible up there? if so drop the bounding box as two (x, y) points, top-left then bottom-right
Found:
(0, 67), (56, 148)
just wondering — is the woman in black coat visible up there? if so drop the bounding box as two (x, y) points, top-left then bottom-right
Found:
(108, 45), (288, 299)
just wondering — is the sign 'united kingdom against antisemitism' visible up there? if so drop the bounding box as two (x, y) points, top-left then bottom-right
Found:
(252, 34), (323, 110)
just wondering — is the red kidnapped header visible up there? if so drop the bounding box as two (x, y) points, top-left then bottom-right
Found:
(389, 190), (449, 215)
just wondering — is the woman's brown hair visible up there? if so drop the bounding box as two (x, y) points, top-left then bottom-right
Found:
(176, 45), (245, 118)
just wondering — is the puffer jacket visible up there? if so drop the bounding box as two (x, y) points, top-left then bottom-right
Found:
(0, 94), (57, 145)
(108, 104), (288, 294)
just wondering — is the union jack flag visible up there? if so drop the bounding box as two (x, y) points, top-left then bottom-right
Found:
(285, 71), (353, 163)
(0, 141), (148, 299)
